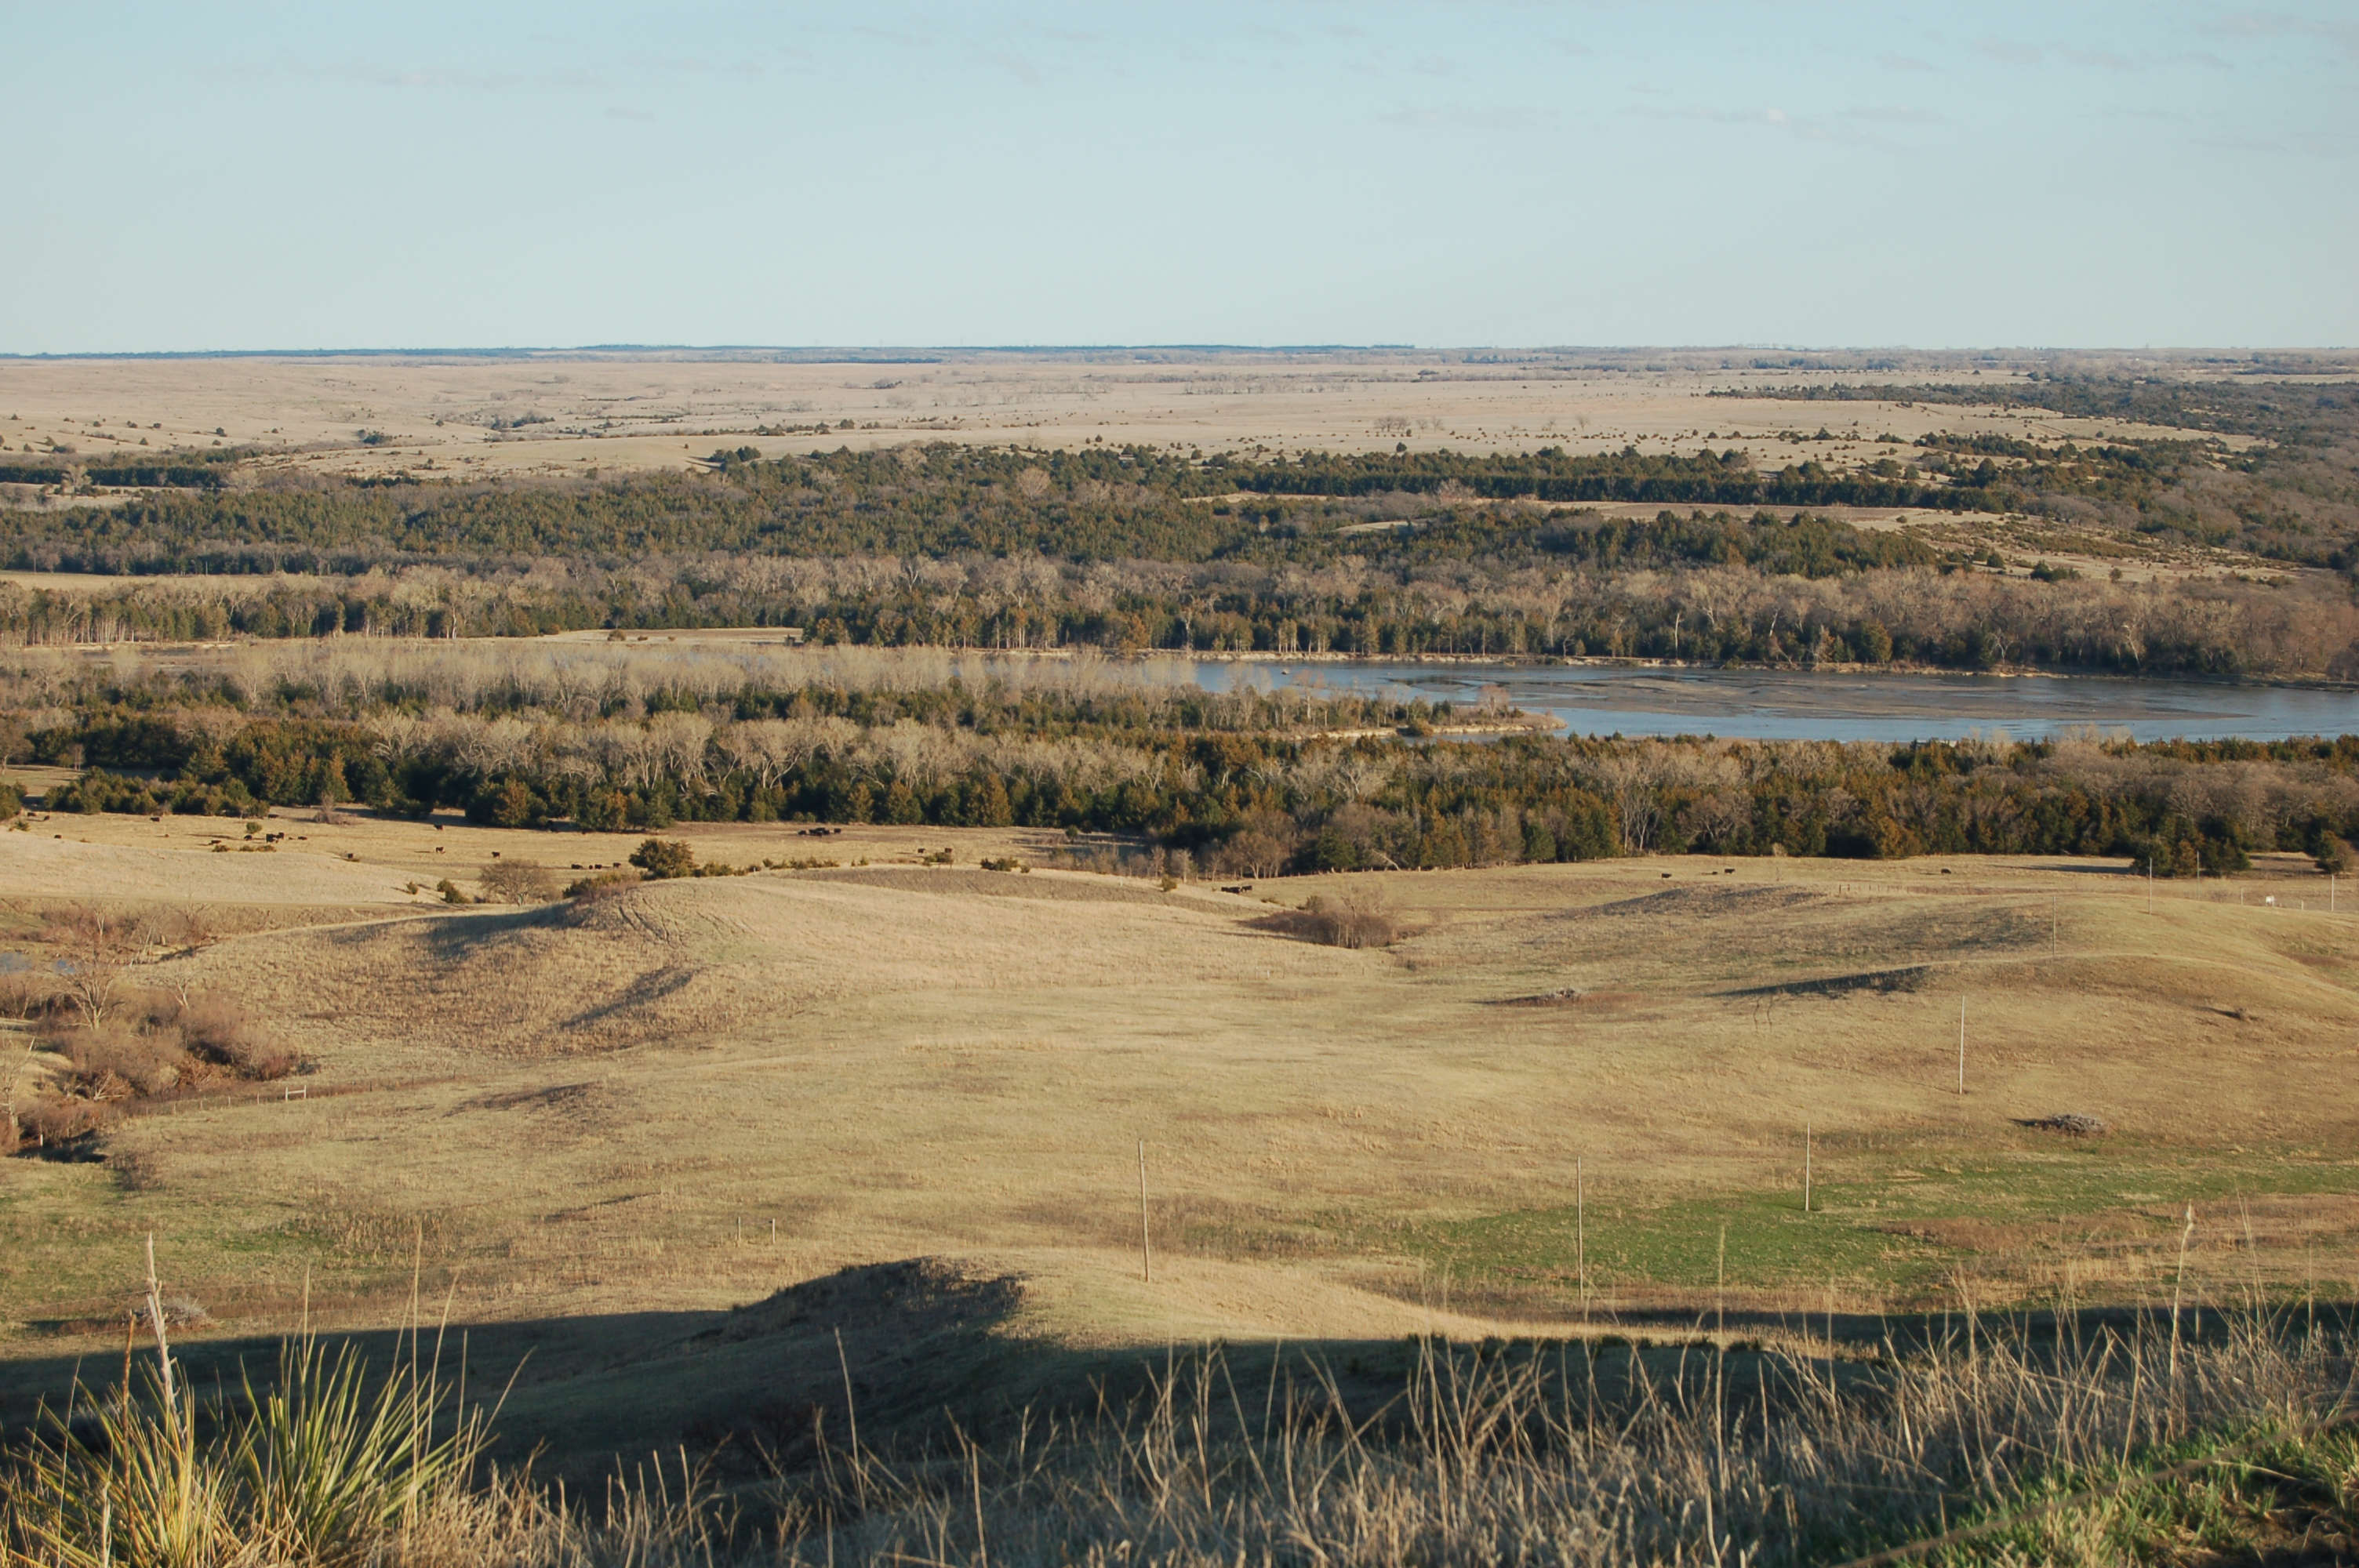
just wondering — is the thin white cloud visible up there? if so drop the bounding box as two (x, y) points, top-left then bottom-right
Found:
(1627, 102), (1911, 153)
(1846, 105), (1944, 125)
(2211, 11), (2359, 59)
(1382, 104), (1545, 133)
(1972, 37), (2043, 65)
(990, 51), (1041, 87)
(325, 64), (519, 90)
(1877, 53), (1934, 71)
(854, 23), (936, 50)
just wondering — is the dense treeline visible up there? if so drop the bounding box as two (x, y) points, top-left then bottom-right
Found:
(4, 530), (2353, 677)
(5, 408), (2346, 574)
(3, 389), (2355, 675)
(1721, 376), (2359, 564)
(0, 444), (242, 492)
(0, 442), (2008, 574)
(1225, 446), (2001, 513)
(0, 462), (227, 489)
(7, 642), (2354, 879)
(1722, 373), (2355, 442)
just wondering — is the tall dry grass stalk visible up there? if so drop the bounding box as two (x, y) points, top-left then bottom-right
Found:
(795, 1310), (2354, 1567)
(8, 1305), (2350, 1566)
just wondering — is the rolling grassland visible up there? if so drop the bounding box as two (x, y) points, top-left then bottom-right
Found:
(2, 809), (2356, 1562)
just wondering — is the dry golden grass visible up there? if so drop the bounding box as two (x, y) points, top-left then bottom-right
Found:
(2, 810), (2353, 1392)
(0, 349), (2241, 484)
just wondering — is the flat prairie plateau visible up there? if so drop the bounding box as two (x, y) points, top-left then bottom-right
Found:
(2, 806), (2354, 1471)
(0, 347), (2221, 483)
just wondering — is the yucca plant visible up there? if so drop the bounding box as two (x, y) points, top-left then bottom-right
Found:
(8, 1363), (234, 1568)
(236, 1334), (490, 1565)
(4, 1335), (489, 1568)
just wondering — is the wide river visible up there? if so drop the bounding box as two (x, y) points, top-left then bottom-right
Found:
(1182, 660), (2359, 743)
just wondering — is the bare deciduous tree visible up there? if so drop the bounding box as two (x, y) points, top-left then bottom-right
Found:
(1591, 753), (1664, 855)
(42, 905), (159, 1028)
(478, 859), (562, 905)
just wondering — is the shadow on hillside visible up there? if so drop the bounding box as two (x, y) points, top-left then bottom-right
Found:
(308, 902), (569, 962)
(3, 1258), (2350, 1493)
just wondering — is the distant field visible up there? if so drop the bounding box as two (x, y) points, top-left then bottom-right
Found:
(0, 347), (2241, 483)
(2, 808), (2352, 1471)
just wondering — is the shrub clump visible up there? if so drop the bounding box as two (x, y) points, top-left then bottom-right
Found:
(55, 1021), (184, 1099)
(629, 837), (698, 879)
(1303, 890), (1400, 949)
(562, 869), (642, 902)
(624, 838), (752, 880)
(8, 993), (296, 1152)
(178, 994), (299, 1079)
(1250, 887), (1402, 949)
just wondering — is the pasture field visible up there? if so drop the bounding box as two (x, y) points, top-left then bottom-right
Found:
(2, 806), (2354, 1479)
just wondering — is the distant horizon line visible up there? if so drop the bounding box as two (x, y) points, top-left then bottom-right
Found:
(2, 343), (2352, 363)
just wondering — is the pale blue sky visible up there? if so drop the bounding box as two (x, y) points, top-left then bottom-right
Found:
(3, 2), (2353, 352)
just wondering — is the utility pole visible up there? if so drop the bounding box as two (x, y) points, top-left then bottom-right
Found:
(1957, 999), (1966, 1097)
(1138, 1141), (1151, 1283)
(1804, 1123), (1812, 1214)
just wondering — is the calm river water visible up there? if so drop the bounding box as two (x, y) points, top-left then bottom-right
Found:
(1183, 661), (2359, 743)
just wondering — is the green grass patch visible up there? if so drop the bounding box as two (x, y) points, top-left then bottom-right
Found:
(1926, 1423), (2359, 1566)
(1401, 1188), (1949, 1297)
(1386, 1142), (2359, 1304)
(0, 1150), (449, 1339)
(1811, 1138), (2359, 1224)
